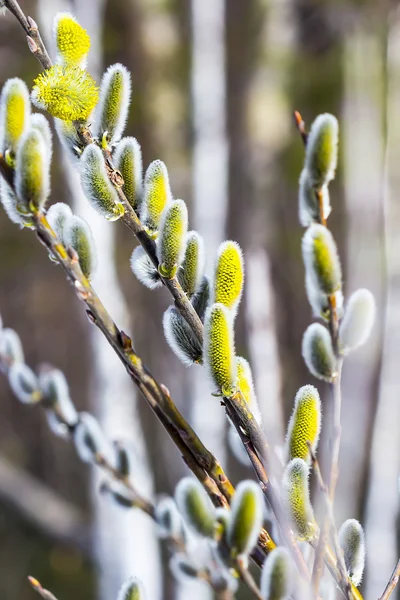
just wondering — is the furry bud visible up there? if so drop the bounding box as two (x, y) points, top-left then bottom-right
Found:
(286, 385), (321, 463)
(339, 289), (375, 355)
(305, 114), (339, 188)
(141, 160), (172, 232)
(157, 199), (188, 278)
(54, 118), (83, 160)
(117, 577), (146, 600)
(227, 480), (264, 557)
(0, 179), (31, 226)
(298, 168), (331, 227)
(94, 64), (131, 145)
(212, 241), (244, 315)
(73, 412), (110, 463)
(130, 246), (161, 290)
(204, 303), (237, 396)
(191, 275), (210, 322)
(283, 458), (316, 541)
(15, 129), (50, 212)
(8, 363), (41, 404)
(80, 144), (124, 221)
(175, 477), (215, 538)
(64, 215), (97, 279)
(178, 231), (205, 296)
(46, 202), (73, 240)
(236, 357), (261, 424)
(338, 519), (365, 587)
(53, 12), (91, 68)
(163, 306), (202, 366)
(38, 368), (77, 426)
(32, 65), (98, 121)
(302, 323), (336, 382)
(0, 328), (24, 369)
(260, 547), (293, 600)
(155, 497), (184, 540)
(302, 224), (342, 295)
(114, 137), (143, 211)
(0, 78), (30, 154)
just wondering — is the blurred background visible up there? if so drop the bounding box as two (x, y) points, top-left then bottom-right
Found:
(0, 0), (399, 598)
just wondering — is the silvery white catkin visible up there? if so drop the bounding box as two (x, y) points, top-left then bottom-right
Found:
(8, 362), (41, 404)
(117, 577), (146, 600)
(339, 289), (376, 355)
(175, 477), (216, 538)
(338, 519), (365, 587)
(38, 368), (78, 426)
(163, 306), (203, 366)
(227, 480), (264, 557)
(130, 246), (161, 289)
(73, 412), (110, 463)
(155, 497), (185, 540)
(46, 202), (73, 240)
(302, 322), (336, 382)
(0, 328), (24, 369)
(260, 547), (293, 600)
(94, 63), (131, 145)
(64, 214), (97, 279)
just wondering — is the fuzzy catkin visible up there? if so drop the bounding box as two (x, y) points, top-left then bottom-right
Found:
(227, 481), (264, 557)
(305, 113), (339, 188)
(339, 289), (376, 355)
(178, 231), (205, 296)
(298, 168), (331, 227)
(163, 306), (203, 366)
(64, 214), (97, 279)
(46, 202), (73, 240)
(157, 199), (188, 278)
(0, 78), (31, 154)
(175, 477), (215, 538)
(260, 548), (293, 600)
(130, 246), (161, 290)
(114, 137), (143, 211)
(204, 303), (237, 396)
(15, 128), (50, 212)
(282, 458), (316, 541)
(53, 12), (91, 68)
(338, 519), (365, 587)
(141, 159), (172, 232)
(286, 385), (321, 463)
(302, 224), (342, 295)
(213, 240), (244, 315)
(94, 63), (131, 145)
(117, 577), (146, 600)
(302, 323), (336, 382)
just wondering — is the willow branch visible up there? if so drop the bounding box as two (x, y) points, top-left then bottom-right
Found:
(379, 560), (400, 600)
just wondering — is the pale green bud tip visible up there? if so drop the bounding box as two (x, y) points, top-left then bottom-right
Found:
(0, 78), (31, 154)
(31, 113), (53, 162)
(204, 303), (237, 396)
(64, 215), (97, 279)
(213, 240), (244, 314)
(305, 113), (339, 187)
(338, 519), (365, 587)
(53, 12), (91, 68)
(283, 458), (316, 541)
(163, 306), (202, 366)
(286, 385), (321, 463)
(46, 202), (73, 240)
(157, 199), (188, 278)
(8, 363), (41, 404)
(178, 231), (205, 296)
(15, 128), (50, 211)
(236, 357), (261, 424)
(38, 368), (77, 426)
(141, 160), (172, 231)
(95, 63), (131, 145)
(155, 497), (184, 540)
(73, 412), (109, 463)
(339, 289), (375, 355)
(80, 144), (124, 221)
(261, 548), (293, 600)
(298, 168), (331, 227)
(0, 328), (24, 367)
(114, 137), (143, 211)
(117, 577), (146, 600)
(175, 477), (215, 538)
(302, 323), (336, 382)
(130, 246), (161, 289)
(302, 224), (342, 295)
(227, 480), (264, 557)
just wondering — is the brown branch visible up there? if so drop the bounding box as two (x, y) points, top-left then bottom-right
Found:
(379, 560), (400, 600)
(4, 1), (52, 68)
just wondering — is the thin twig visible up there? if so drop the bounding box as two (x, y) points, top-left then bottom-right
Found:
(379, 559), (400, 600)
(28, 577), (59, 600)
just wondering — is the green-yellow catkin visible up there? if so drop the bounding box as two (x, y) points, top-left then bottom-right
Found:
(64, 215), (97, 279)
(0, 78), (30, 156)
(305, 113), (339, 188)
(31, 113), (53, 162)
(302, 323), (336, 382)
(94, 63), (131, 145)
(260, 548), (293, 600)
(114, 137), (143, 211)
(46, 202), (73, 240)
(15, 129), (50, 212)
(177, 231), (205, 296)
(80, 144), (124, 221)
(302, 224), (342, 295)
(286, 385), (321, 463)
(204, 303), (237, 396)
(175, 477), (215, 538)
(213, 240), (244, 315)
(236, 357), (261, 424)
(157, 199), (188, 278)
(282, 458), (316, 541)
(227, 480), (264, 557)
(141, 160), (172, 232)
(338, 519), (365, 587)
(31, 65), (98, 121)
(163, 306), (202, 366)
(117, 577), (146, 600)
(53, 12), (91, 68)
(298, 168), (331, 227)
(339, 289), (376, 355)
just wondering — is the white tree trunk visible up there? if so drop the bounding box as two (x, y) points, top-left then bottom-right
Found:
(36, 2), (162, 598)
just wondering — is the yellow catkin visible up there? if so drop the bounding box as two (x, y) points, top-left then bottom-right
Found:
(54, 13), (91, 67)
(0, 78), (30, 153)
(142, 160), (172, 232)
(283, 458), (316, 541)
(286, 385), (321, 463)
(204, 303), (236, 396)
(213, 240), (244, 314)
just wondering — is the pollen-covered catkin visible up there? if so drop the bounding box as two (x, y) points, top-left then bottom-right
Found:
(157, 199), (188, 278)
(64, 215), (97, 279)
(117, 577), (146, 600)
(260, 548), (293, 600)
(163, 306), (203, 366)
(212, 240), (244, 315)
(286, 385), (321, 462)
(0, 78), (30, 154)
(204, 303), (237, 396)
(53, 12), (91, 68)
(338, 519), (365, 587)
(15, 128), (50, 212)
(302, 224), (342, 295)
(339, 289), (376, 355)
(94, 63), (131, 145)
(305, 113), (339, 188)
(178, 231), (205, 296)
(141, 160), (172, 232)
(282, 458), (316, 541)
(80, 144), (124, 221)
(175, 477), (215, 538)
(302, 323), (336, 382)
(227, 480), (264, 557)
(114, 137), (143, 211)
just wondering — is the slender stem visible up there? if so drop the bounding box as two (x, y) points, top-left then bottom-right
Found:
(379, 560), (400, 600)
(4, 1), (52, 68)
